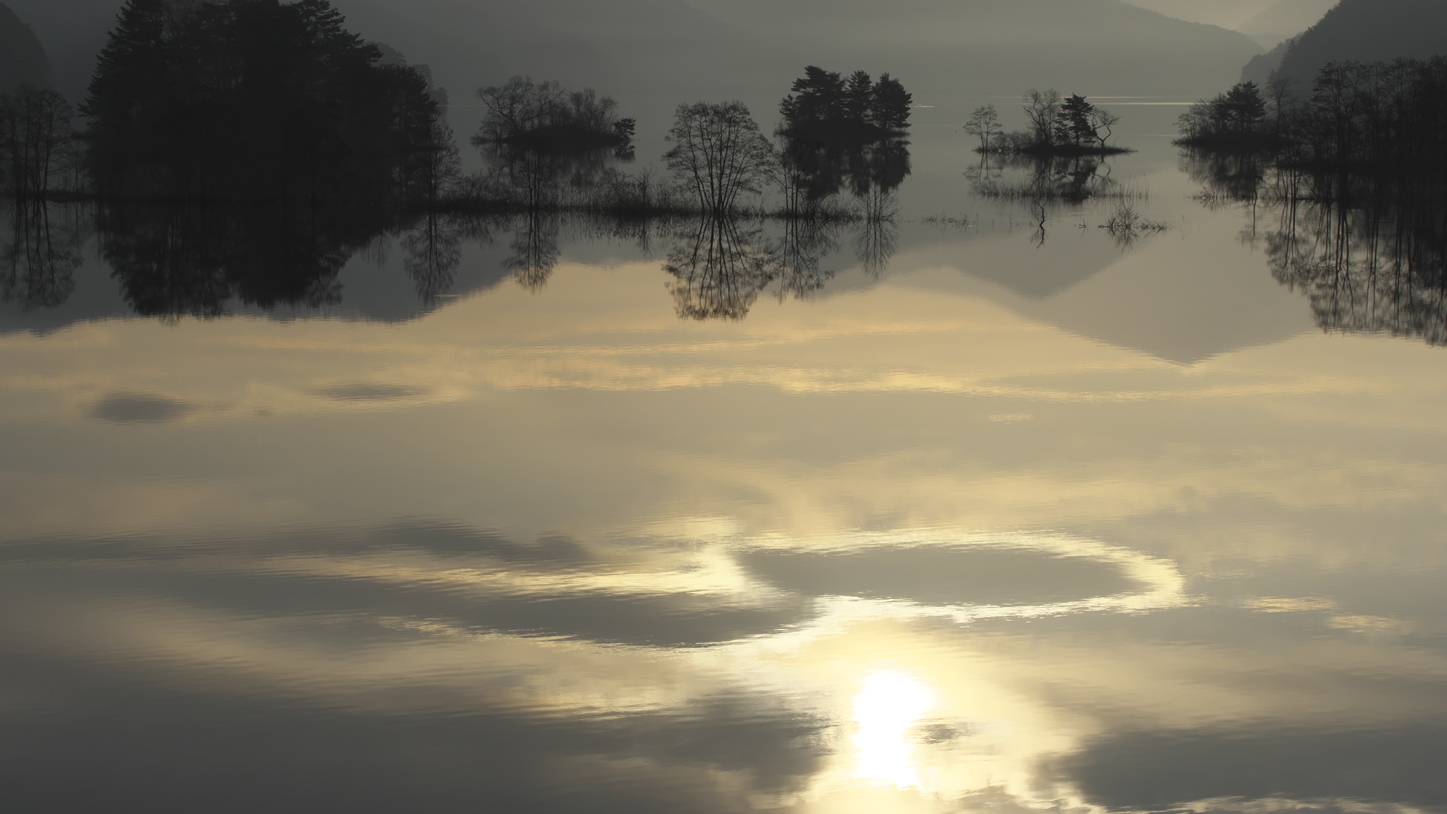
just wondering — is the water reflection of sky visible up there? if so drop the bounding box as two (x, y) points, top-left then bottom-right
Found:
(4, 116), (1447, 812)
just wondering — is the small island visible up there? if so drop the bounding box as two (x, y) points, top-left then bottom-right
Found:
(473, 76), (635, 155)
(967, 90), (1127, 157)
(777, 66), (912, 144)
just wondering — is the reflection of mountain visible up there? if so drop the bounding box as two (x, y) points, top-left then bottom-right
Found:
(1272, 0), (1447, 85)
(0, 1), (49, 92)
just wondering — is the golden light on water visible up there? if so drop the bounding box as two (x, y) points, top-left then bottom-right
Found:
(852, 670), (937, 790)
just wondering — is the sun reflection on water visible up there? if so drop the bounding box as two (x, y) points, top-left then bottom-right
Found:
(853, 670), (938, 790)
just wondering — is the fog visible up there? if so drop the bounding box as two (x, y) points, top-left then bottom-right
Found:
(6, 0), (1277, 112)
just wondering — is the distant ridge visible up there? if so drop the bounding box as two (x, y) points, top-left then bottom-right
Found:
(1, 0), (117, 101)
(1238, 0), (1336, 48)
(1271, 0), (1447, 85)
(0, 0), (51, 92)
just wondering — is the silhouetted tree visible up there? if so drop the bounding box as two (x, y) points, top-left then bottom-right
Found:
(780, 66), (911, 138)
(1022, 89), (1062, 147)
(871, 74), (912, 132)
(0, 86), (74, 198)
(82, 0), (450, 204)
(474, 76), (628, 152)
(1054, 94), (1096, 147)
(964, 104), (1001, 152)
(665, 101), (776, 215)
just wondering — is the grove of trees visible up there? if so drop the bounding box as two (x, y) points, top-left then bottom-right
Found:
(82, 0), (453, 205)
(1178, 57), (1447, 180)
(778, 66), (912, 140)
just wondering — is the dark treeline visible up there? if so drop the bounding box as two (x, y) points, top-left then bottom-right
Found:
(82, 0), (454, 206)
(1178, 57), (1447, 345)
(1184, 151), (1447, 346)
(1178, 57), (1447, 179)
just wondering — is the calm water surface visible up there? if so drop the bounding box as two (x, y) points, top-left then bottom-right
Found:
(3, 103), (1445, 813)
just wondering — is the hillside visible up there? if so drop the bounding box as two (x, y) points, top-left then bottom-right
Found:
(1238, 0), (1335, 47)
(685, 0), (1262, 97)
(0, 1), (50, 92)
(2, 0), (115, 100)
(1273, 0), (1447, 84)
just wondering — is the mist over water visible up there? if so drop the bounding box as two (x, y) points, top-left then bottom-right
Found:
(3, 1), (1447, 813)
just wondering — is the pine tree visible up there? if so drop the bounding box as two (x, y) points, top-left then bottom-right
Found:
(870, 74), (912, 131)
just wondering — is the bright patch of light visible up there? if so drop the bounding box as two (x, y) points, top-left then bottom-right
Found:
(852, 670), (937, 789)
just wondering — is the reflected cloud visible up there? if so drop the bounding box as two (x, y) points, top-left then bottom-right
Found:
(89, 392), (196, 424)
(1052, 726), (1447, 812)
(316, 384), (429, 403)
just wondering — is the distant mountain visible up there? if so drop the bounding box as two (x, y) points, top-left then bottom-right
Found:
(684, 0), (1262, 97)
(1272, 0), (1447, 85)
(1238, 0), (1336, 47)
(0, 1), (51, 92)
(1, 0), (116, 101)
(7, 0), (1261, 124)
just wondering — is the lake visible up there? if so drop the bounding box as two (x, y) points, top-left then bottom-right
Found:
(2, 97), (1445, 813)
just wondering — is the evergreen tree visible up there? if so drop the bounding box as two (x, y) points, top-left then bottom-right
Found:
(870, 74), (912, 132)
(80, 0), (451, 204)
(1055, 94), (1096, 147)
(844, 71), (873, 124)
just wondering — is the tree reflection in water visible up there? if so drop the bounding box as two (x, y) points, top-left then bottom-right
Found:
(1, 200), (83, 311)
(402, 212), (465, 305)
(666, 215), (778, 321)
(1186, 150), (1447, 346)
(98, 203), (375, 320)
(505, 208), (562, 292)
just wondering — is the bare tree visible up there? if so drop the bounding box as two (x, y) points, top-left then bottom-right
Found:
(1022, 88), (1061, 147)
(1266, 76), (1298, 136)
(664, 101), (777, 214)
(964, 104), (1002, 152)
(1088, 107), (1121, 151)
(0, 87), (74, 199)
(475, 76), (566, 143)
